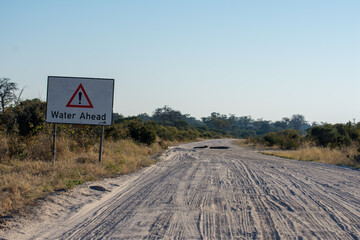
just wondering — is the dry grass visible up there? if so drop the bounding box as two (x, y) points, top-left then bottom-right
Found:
(262, 147), (360, 169)
(235, 139), (360, 168)
(0, 137), (165, 216)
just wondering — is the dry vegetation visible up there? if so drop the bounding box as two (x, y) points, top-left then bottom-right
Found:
(0, 135), (165, 217)
(262, 147), (360, 168)
(236, 140), (360, 169)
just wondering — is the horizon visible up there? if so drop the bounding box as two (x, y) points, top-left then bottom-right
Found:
(1, 1), (359, 124)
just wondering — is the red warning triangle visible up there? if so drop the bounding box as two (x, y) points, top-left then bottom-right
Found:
(66, 84), (94, 108)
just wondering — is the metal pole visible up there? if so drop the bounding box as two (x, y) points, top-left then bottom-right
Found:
(52, 123), (56, 163)
(99, 125), (104, 163)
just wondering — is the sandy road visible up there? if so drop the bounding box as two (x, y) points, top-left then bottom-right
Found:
(1, 139), (360, 239)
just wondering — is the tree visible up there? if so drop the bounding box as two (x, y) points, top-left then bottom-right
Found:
(152, 106), (187, 127)
(256, 120), (272, 135)
(235, 116), (254, 130)
(137, 113), (152, 122)
(0, 78), (18, 113)
(202, 112), (230, 130)
(289, 114), (309, 132)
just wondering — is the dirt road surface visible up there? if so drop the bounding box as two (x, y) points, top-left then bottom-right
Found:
(1, 139), (360, 239)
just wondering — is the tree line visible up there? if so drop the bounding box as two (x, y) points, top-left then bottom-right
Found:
(1, 78), (360, 159)
(136, 105), (312, 137)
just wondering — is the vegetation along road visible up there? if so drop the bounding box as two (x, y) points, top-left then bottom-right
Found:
(1, 139), (360, 239)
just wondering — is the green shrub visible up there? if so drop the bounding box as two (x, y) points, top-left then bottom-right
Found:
(309, 124), (352, 148)
(263, 132), (279, 146)
(104, 124), (128, 141)
(57, 125), (100, 150)
(200, 131), (213, 138)
(262, 129), (301, 150)
(127, 119), (156, 145)
(156, 125), (178, 141)
(278, 129), (301, 150)
(14, 99), (46, 136)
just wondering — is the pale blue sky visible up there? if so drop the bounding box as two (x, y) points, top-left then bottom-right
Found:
(1, 0), (359, 123)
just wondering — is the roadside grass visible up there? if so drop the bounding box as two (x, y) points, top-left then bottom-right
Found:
(0, 138), (165, 217)
(235, 139), (360, 169)
(261, 147), (360, 168)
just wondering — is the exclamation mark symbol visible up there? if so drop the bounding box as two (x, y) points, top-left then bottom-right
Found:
(78, 92), (82, 104)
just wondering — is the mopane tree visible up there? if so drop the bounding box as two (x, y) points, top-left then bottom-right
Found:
(0, 78), (18, 113)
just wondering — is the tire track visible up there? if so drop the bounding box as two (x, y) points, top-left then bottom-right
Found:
(2, 139), (359, 239)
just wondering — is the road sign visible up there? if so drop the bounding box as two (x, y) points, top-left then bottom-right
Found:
(46, 76), (114, 125)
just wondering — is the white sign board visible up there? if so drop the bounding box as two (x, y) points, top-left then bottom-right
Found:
(46, 76), (114, 125)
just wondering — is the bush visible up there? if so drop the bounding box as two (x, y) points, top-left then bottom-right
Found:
(200, 131), (214, 138)
(57, 125), (100, 150)
(104, 124), (128, 141)
(278, 129), (301, 150)
(14, 99), (46, 136)
(263, 129), (301, 150)
(156, 125), (178, 141)
(263, 132), (280, 147)
(309, 124), (352, 148)
(127, 119), (156, 145)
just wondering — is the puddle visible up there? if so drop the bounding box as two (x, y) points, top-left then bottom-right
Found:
(193, 146), (208, 149)
(210, 146), (230, 149)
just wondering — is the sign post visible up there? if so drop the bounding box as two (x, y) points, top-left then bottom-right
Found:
(52, 123), (56, 163)
(99, 126), (104, 162)
(46, 76), (114, 162)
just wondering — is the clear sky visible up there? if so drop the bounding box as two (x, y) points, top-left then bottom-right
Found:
(1, 0), (359, 123)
